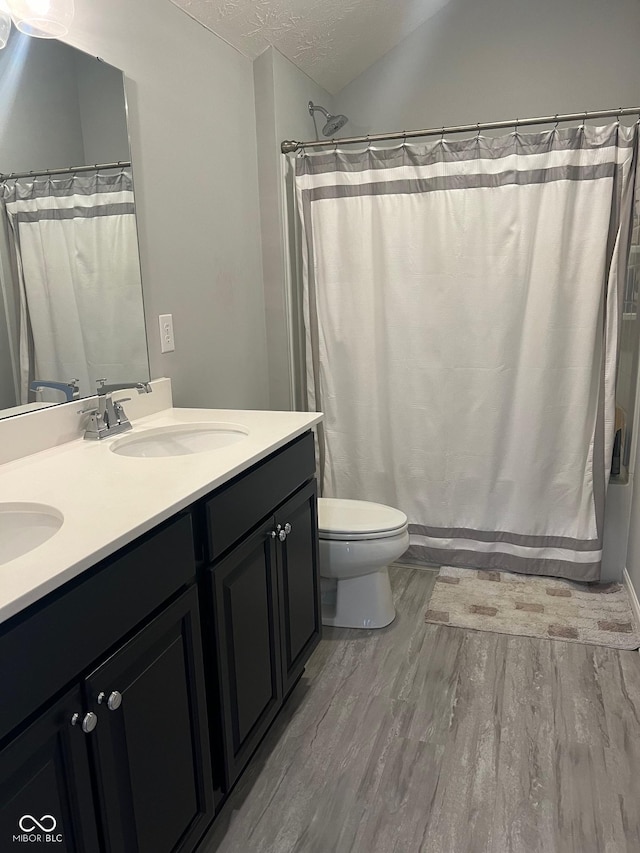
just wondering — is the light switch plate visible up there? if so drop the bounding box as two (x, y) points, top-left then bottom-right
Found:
(159, 314), (175, 353)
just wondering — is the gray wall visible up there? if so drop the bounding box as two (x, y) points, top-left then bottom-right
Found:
(331, 0), (640, 585)
(65, 0), (268, 410)
(75, 51), (130, 165)
(254, 47), (335, 409)
(334, 0), (640, 135)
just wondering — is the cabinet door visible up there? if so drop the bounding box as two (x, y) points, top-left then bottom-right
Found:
(0, 686), (100, 853)
(213, 518), (282, 788)
(85, 586), (213, 853)
(277, 480), (322, 696)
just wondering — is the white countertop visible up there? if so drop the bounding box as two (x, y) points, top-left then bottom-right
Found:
(0, 406), (322, 625)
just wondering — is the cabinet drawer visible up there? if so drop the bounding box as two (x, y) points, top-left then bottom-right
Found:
(206, 431), (315, 562)
(0, 513), (196, 745)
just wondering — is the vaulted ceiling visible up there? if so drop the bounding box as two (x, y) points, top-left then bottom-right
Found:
(169, 0), (451, 95)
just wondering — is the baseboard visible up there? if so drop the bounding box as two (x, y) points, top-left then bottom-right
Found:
(623, 568), (640, 645)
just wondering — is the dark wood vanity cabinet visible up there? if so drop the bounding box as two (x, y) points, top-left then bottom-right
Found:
(0, 429), (320, 852)
(0, 686), (101, 852)
(276, 481), (321, 698)
(212, 518), (283, 787)
(85, 587), (213, 853)
(203, 432), (321, 790)
(0, 515), (214, 853)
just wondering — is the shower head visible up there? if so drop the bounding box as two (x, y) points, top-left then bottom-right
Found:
(322, 113), (348, 136)
(308, 101), (349, 137)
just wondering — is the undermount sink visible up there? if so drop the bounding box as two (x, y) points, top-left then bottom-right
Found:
(110, 423), (249, 458)
(0, 503), (64, 565)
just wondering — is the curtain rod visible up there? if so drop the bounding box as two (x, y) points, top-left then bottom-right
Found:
(0, 160), (131, 181)
(280, 106), (640, 154)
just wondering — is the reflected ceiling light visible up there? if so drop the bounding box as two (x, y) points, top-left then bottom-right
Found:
(0, 1), (11, 49)
(8, 0), (74, 38)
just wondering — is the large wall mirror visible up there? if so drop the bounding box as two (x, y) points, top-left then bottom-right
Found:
(0, 32), (149, 420)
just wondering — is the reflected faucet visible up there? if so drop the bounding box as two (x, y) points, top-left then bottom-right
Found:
(80, 379), (152, 440)
(30, 378), (80, 402)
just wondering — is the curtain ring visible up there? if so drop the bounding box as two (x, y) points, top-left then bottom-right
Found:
(582, 111), (588, 130)
(514, 117), (519, 135)
(440, 126), (445, 143)
(366, 134), (372, 152)
(554, 114), (559, 131)
(476, 122), (481, 141)
(402, 130), (407, 148)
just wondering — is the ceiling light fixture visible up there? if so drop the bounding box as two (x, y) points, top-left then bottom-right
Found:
(8, 0), (74, 39)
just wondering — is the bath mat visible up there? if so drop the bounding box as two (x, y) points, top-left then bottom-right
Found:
(425, 566), (640, 650)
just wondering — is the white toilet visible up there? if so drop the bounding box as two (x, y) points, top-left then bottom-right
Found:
(318, 498), (410, 629)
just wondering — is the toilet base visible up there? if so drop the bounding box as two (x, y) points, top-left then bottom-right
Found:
(321, 567), (396, 629)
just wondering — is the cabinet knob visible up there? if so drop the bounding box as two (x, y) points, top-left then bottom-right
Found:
(82, 712), (98, 733)
(283, 523), (292, 535)
(71, 712), (98, 733)
(98, 690), (123, 711)
(278, 529), (287, 541)
(107, 691), (122, 711)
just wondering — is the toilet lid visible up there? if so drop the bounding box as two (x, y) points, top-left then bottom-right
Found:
(318, 498), (408, 541)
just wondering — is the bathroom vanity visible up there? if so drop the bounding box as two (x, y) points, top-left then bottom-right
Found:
(0, 398), (322, 852)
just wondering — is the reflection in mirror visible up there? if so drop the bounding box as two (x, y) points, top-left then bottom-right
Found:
(0, 33), (149, 420)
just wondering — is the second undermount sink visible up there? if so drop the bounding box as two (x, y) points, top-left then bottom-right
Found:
(110, 423), (249, 458)
(0, 503), (64, 565)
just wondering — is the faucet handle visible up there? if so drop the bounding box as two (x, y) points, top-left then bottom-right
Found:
(78, 406), (99, 415)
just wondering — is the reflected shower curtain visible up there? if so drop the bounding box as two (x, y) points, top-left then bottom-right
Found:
(1, 170), (147, 403)
(295, 124), (638, 581)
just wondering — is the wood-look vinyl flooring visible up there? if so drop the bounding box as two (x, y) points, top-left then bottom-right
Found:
(202, 567), (640, 853)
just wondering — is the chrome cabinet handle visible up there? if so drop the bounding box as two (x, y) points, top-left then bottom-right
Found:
(270, 523), (282, 540)
(271, 522), (292, 541)
(83, 712), (98, 733)
(107, 691), (122, 711)
(279, 522), (292, 541)
(71, 712), (98, 733)
(98, 690), (123, 711)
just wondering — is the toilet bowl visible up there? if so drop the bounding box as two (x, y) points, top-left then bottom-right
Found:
(318, 498), (409, 629)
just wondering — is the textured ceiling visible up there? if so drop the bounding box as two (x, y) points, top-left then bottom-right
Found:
(170, 0), (451, 94)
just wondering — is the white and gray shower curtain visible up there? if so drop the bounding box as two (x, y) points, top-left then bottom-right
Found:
(295, 124), (638, 581)
(1, 170), (147, 403)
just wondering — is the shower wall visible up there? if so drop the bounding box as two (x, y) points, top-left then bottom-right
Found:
(333, 0), (640, 138)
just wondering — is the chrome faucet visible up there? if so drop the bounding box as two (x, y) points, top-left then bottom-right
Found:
(80, 379), (152, 441)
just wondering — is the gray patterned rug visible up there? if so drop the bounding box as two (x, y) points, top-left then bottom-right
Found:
(425, 566), (640, 650)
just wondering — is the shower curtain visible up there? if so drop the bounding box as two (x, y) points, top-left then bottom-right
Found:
(0, 169), (147, 403)
(295, 124), (638, 581)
